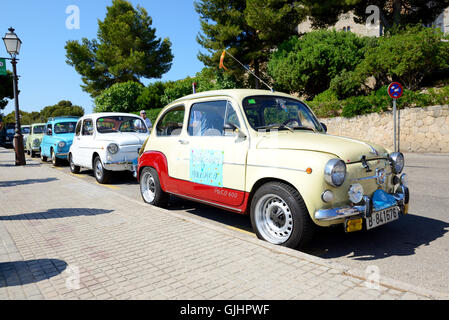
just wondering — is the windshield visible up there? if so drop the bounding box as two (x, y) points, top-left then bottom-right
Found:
(54, 122), (77, 134)
(6, 128), (14, 135)
(33, 125), (45, 134)
(21, 127), (30, 134)
(97, 116), (148, 134)
(242, 96), (324, 132)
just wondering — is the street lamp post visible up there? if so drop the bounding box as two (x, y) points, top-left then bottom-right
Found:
(2, 27), (25, 165)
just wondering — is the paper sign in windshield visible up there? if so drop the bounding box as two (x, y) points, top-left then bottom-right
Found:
(190, 149), (224, 187)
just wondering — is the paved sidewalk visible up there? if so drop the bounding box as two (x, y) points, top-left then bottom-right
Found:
(0, 148), (447, 300)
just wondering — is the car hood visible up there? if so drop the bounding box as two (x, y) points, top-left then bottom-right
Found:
(95, 132), (149, 146)
(54, 133), (75, 143)
(256, 131), (388, 163)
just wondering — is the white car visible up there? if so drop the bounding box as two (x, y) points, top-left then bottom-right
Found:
(68, 112), (150, 183)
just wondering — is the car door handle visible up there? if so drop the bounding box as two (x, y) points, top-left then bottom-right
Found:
(178, 139), (189, 145)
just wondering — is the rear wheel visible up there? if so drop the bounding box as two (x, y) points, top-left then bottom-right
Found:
(94, 156), (111, 184)
(40, 149), (47, 162)
(69, 153), (80, 174)
(250, 182), (315, 249)
(140, 167), (169, 207)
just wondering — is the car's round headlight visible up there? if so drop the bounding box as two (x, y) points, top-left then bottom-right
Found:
(33, 138), (40, 146)
(107, 143), (119, 154)
(348, 183), (364, 204)
(389, 152), (404, 174)
(58, 141), (66, 148)
(324, 159), (346, 187)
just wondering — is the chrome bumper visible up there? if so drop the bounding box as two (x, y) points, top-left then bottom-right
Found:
(315, 185), (409, 221)
(104, 159), (138, 176)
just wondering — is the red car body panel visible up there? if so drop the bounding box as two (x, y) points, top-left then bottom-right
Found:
(138, 151), (250, 214)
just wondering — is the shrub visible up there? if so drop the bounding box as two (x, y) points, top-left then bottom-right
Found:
(268, 30), (370, 98)
(94, 81), (144, 113)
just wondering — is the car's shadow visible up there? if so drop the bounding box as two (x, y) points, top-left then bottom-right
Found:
(302, 212), (449, 260)
(63, 165), (449, 262)
(157, 198), (449, 261)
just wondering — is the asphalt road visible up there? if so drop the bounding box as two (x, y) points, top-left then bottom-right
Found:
(11, 149), (449, 294)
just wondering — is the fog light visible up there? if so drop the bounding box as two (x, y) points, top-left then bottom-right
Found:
(345, 218), (363, 233)
(321, 190), (334, 203)
(348, 183), (364, 204)
(400, 173), (408, 187)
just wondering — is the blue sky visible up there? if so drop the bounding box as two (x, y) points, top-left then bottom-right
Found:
(1, 0), (205, 115)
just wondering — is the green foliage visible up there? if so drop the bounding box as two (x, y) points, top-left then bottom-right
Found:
(131, 108), (162, 124)
(268, 30), (370, 98)
(137, 81), (166, 110)
(355, 25), (449, 91)
(94, 81), (143, 113)
(308, 84), (449, 119)
(65, 0), (173, 97)
(195, 0), (305, 88)
(161, 78), (195, 106)
(40, 100), (85, 121)
(3, 101), (84, 125)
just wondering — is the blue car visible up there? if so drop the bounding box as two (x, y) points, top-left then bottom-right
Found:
(40, 116), (79, 166)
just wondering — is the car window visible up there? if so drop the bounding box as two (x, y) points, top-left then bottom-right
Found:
(188, 100), (240, 137)
(156, 106), (185, 137)
(96, 116), (148, 134)
(6, 128), (14, 135)
(21, 127), (30, 134)
(75, 120), (82, 136)
(242, 96), (323, 132)
(82, 119), (93, 136)
(54, 122), (77, 134)
(33, 125), (45, 134)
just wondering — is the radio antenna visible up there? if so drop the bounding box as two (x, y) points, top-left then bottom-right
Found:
(220, 50), (274, 92)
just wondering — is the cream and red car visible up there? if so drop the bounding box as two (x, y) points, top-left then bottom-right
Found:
(137, 89), (409, 248)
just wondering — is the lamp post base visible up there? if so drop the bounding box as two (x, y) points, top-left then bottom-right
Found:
(14, 133), (26, 166)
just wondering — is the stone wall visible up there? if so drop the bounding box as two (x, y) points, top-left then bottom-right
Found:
(319, 105), (449, 153)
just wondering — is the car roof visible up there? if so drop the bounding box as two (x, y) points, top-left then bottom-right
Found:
(169, 89), (297, 106)
(31, 123), (46, 126)
(80, 112), (142, 119)
(48, 116), (79, 123)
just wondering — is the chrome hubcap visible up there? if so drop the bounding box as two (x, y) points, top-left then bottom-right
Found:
(95, 160), (103, 179)
(141, 171), (156, 203)
(254, 194), (293, 244)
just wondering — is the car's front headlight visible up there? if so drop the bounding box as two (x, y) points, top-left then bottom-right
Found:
(389, 152), (404, 174)
(324, 159), (346, 187)
(58, 141), (66, 149)
(33, 138), (40, 146)
(107, 143), (119, 154)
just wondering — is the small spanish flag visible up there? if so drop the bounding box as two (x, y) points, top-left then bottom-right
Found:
(219, 50), (228, 71)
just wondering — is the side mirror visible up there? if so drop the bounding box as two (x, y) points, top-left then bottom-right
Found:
(47, 128), (52, 135)
(320, 122), (327, 133)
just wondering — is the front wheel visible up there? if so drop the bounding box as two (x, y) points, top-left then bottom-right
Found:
(51, 149), (62, 166)
(94, 156), (111, 184)
(250, 182), (315, 249)
(139, 167), (169, 207)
